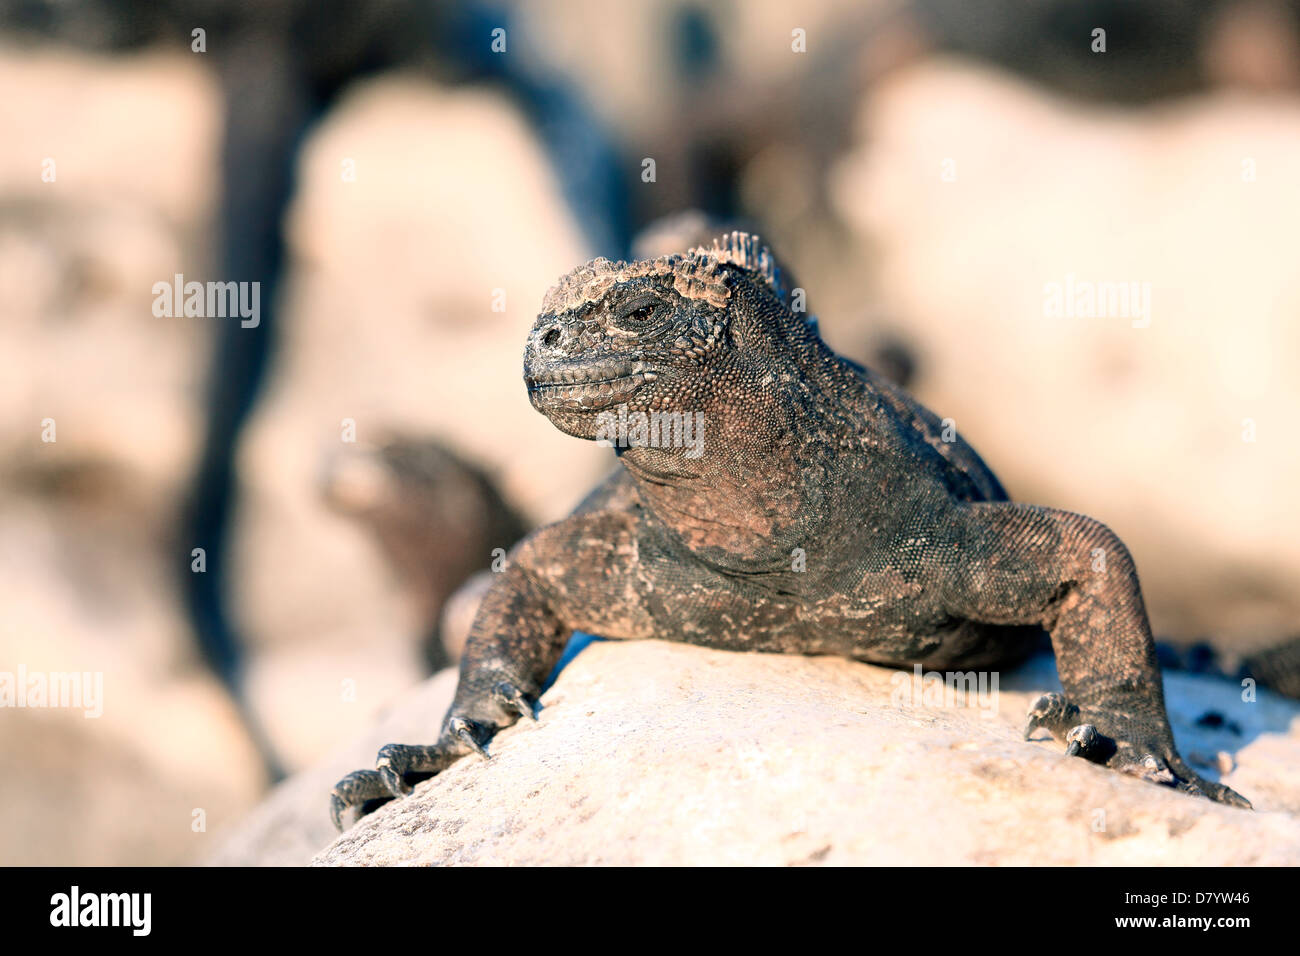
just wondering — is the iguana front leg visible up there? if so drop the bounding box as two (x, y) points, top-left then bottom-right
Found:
(949, 502), (1251, 808)
(329, 508), (649, 830)
(329, 552), (570, 829)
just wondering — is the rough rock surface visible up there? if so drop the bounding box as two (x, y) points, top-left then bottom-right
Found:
(211, 640), (1300, 866)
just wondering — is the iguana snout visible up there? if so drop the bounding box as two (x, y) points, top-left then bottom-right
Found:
(524, 264), (728, 434)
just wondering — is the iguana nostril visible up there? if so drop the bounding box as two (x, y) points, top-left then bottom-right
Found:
(542, 327), (561, 347)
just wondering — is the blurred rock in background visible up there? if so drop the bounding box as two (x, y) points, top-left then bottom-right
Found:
(0, 48), (264, 864)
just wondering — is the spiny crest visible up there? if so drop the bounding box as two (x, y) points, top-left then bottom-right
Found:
(699, 231), (821, 334)
(540, 232), (813, 330)
(692, 231), (792, 312)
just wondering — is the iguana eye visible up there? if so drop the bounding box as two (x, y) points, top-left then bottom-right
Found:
(618, 296), (659, 324)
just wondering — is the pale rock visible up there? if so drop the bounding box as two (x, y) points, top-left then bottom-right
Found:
(211, 640), (1300, 866)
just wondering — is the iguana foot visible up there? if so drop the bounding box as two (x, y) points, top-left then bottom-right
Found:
(329, 770), (397, 831)
(1023, 692), (1252, 809)
(328, 735), (479, 831)
(328, 679), (540, 830)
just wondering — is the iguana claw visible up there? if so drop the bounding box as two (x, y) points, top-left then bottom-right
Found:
(493, 681), (537, 721)
(1064, 723), (1099, 758)
(1023, 692), (1079, 741)
(450, 716), (490, 759)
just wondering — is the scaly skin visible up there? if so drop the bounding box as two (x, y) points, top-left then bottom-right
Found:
(330, 232), (1250, 828)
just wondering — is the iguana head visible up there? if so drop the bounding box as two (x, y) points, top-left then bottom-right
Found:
(524, 232), (817, 443)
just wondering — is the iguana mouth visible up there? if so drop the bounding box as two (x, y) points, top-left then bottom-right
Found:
(526, 362), (659, 410)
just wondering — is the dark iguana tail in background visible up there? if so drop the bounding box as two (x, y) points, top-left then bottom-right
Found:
(1158, 636), (1300, 702)
(1244, 638), (1300, 700)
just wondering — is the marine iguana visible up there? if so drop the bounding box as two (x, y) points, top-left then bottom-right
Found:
(330, 231), (1252, 827)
